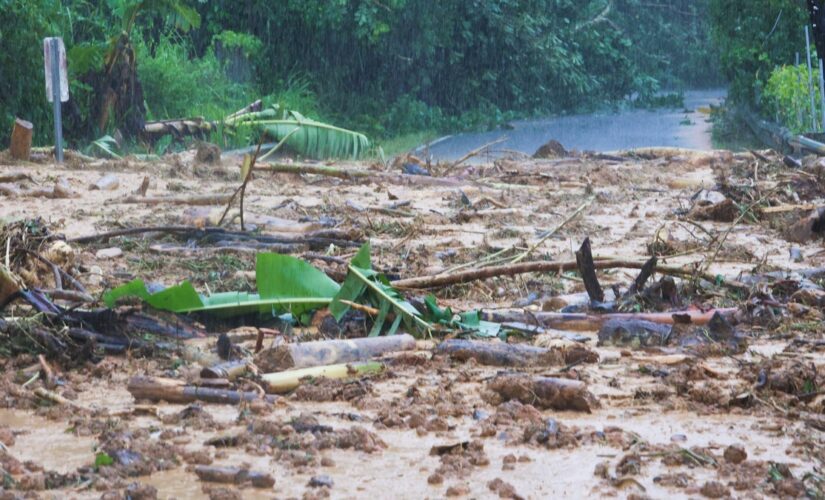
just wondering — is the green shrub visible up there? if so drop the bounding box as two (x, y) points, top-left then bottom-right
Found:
(763, 64), (822, 134)
(137, 36), (250, 120)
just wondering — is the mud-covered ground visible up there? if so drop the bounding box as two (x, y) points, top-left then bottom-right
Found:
(0, 145), (823, 499)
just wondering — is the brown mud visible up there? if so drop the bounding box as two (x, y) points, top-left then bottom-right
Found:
(0, 147), (823, 498)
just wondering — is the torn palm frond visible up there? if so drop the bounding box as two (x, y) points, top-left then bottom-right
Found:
(330, 243), (431, 337)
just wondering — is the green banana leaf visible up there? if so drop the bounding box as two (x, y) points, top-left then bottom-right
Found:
(330, 242), (431, 336)
(424, 295), (501, 338)
(233, 109), (370, 160)
(103, 253), (339, 318)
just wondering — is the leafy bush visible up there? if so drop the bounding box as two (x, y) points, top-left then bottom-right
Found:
(137, 36), (250, 120)
(762, 64), (822, 134)
(709, 0), (807, 103)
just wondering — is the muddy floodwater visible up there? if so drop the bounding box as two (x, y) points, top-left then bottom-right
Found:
(0, 136), (823, 499)
(424, 89), (725, 161)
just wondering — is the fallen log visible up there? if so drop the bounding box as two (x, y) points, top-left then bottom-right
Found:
(194, 465), (274, 488)
(201, 359), (252, 380)
(120, 194), (234, 206)
(485, 374), (598, 412)
(435, 339), (561, 367)
(255, 334), (416, 371)
(261, 361), (383, 394)
(127, 376), (277, 404)
(391, 258), (741, 290)
(482, 308), (736, 332)
(10, 118), (33, 161)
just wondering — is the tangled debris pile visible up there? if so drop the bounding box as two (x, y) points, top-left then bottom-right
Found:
(0, 145), (823, 498)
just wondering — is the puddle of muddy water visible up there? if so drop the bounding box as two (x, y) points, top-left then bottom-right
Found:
(0, 408), (97, 474)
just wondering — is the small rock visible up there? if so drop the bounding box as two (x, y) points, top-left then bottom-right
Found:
(700, 481), (729, 498)
(320, 456), (335, 467)
(427, 473), (444, 485)
(723, 444), (747, 464)
(308, 475), (333, 488)
(96, 247), (123, 259)
(445, 484), (470, 497)
(124, 482), (158, 500)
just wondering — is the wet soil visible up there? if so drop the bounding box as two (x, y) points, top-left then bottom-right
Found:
(0, 147), (823, 499)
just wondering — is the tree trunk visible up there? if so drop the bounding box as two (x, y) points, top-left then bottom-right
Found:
(9, 118), (33, 161)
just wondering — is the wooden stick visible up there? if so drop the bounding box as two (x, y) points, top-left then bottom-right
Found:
(451, 137), (508, 169)
(511, 197), (593, 263)
(120, 194), (234, 206)
(762, 204), (824, 214)
(37, 354), (56, 389)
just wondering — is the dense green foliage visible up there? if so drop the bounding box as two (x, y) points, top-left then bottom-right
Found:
(1, 0), (723, 147)
(762, 64), (822, 133)
(709, 0), (807, 103)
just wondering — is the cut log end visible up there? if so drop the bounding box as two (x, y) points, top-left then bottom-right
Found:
(10, 118), (33, 161)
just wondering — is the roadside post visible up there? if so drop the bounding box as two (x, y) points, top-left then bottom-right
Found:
(43, 37), (68, 163)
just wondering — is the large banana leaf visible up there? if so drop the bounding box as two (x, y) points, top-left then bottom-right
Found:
(233, 109), (370, 160)
(104, 253), (339, 318)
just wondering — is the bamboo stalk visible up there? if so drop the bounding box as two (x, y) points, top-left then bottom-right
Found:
(261, 361), (383, 394)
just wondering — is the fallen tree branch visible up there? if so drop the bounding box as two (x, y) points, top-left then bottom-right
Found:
(391, 258), (737, 290)
(120, 194), (234, 206)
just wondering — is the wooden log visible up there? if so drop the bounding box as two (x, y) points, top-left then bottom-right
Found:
(435, 339), (562, 367)
(127, 376), (277, 404)
(481, 308), (736, 332)
(486, 374), (599, 412)
(261, 361), (383, 394)
(201, 359), (251, 380)
(255, 334), (416, 372)
(10, 118), (33, 160)
(194, 465), (274, 488)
